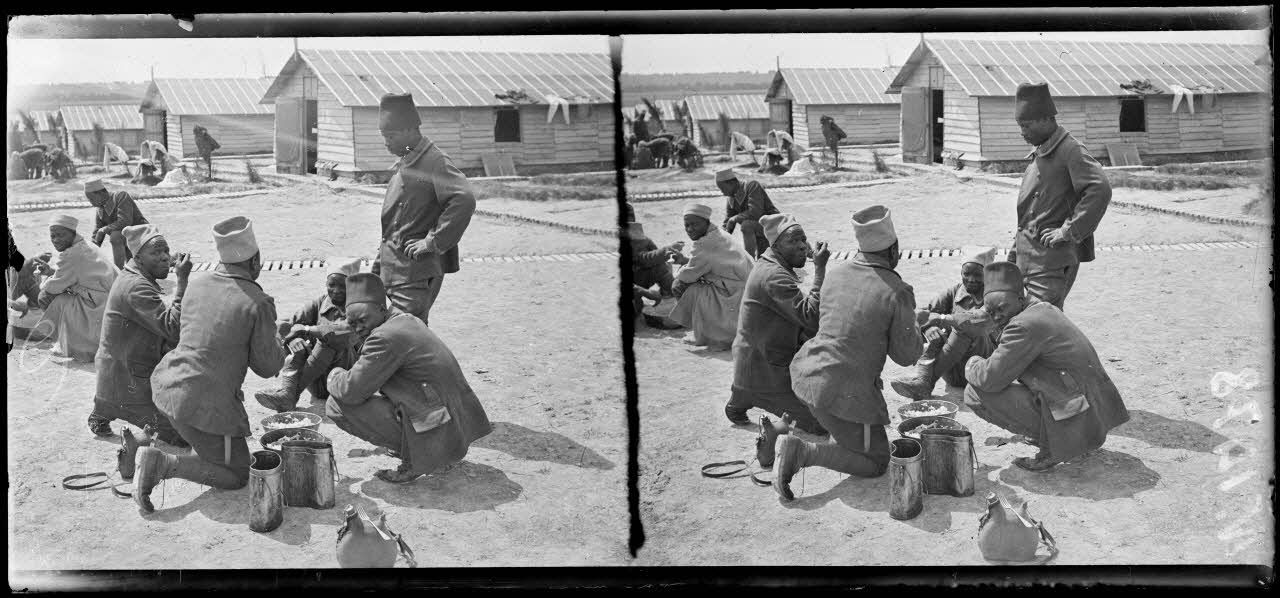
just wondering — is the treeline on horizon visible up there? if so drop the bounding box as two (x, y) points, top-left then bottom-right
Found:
(619, 71), (774, 105)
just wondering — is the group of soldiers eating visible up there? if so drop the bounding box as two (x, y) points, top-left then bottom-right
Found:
(6, 92), (492, 515)
(631, 82), (1130, 499)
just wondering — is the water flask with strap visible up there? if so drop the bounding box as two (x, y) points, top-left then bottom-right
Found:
(977, 492), (1059, 563)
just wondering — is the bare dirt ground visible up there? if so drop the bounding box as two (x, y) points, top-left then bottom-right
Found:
(624, 159), (899, 196)
(9, 183), (617, 264)
(623, 172), (1258, 253)
(7, 174), (281, 206)
(7, 183), (629, 568)
(634, 240), (1274, 566)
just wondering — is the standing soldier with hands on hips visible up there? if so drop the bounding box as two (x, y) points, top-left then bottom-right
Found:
(372, 93), (476, 327)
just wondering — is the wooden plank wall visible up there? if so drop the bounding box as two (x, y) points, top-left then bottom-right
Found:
(70, 129), (145, 159)
(979, 93), (1270, 161)
(166, 117), (184, 156)
(350, 103), (613, 173)
(791, 103), (809, 146)
(166, 114), (274, 158)
(694, 118), (769, 148)
(897, 51), (981, 158)
(799, 103), (901, 146)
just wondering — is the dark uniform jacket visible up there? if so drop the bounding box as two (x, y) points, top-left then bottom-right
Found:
(731, 248), (821, 398)
(378, 137), (476, 289)
(723, 179), (779, 248)
(327, 309), (492, 475)
(95, 263), (182, 408)
(966, 301), (1130, 462)
(94, 191), (149, 235)
(790, 253), (921, 425)
(1014, 125), (1112, 273)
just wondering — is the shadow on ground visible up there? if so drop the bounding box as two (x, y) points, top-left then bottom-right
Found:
(472, 421), (614, 470)
(143, 474), (379, 547)
(784, 462), (1018, 534)
(998, 448), (1160, 500)
(1109, 409), (1232, 453)
(360, 460), (522, 513)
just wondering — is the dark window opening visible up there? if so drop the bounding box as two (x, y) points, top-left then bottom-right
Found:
(494, 108), (521, 142)
(1119, 98), (1146, 133)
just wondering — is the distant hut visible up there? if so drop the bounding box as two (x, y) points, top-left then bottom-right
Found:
(61, 104), (145, 161)
(140, 77), (275, 159)
(764, 67), (902, 147)
(681, 94), (770, 148)
(885, 38), (1272, 168)
(260, 49), (614, 177)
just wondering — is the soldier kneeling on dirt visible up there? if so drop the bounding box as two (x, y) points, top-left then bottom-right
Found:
(324, 273), (493, 484)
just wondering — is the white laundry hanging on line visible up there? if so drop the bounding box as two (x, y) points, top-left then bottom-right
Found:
(103, 142), (131, 170)
(1192, 85), (1219, 109)
(1169, 85), (1195, 115)
(545, 94), (571, 125)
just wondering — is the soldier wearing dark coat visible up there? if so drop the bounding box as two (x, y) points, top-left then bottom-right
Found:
(325, 273), (492, 484)
(964, 261), (1130, 472)
(372, 93), (476, 328)
(726, 214), (828, 436)
(90, 225), (190, 446)
(1009, 82), (1112, 311)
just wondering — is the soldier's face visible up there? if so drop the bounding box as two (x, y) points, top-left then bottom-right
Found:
(716, 179), (738, 196)
(84, 189), (108, 206)
(983, 291), (1026, 329)
(326, 274), (348, 308)
(345, 302), (387, 341)
(49, 226), (75, 252)
(135, 237), (172, 280)
(961, 262), (985, 296)
(684, 215), (710, 241)
(774, 226), (809, 269)
(381, 129), (416, 157)
(1017, 118), (1055, 146)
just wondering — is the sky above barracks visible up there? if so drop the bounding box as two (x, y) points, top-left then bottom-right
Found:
(5, 35), (613, 86)
(621, 31), (1272, 73)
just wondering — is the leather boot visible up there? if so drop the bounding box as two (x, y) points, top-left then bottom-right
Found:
(255, 366), (302, 412)
(890, 359), (939, 401)
(88, 413), (113, 437)
(772, 435), (815, 501)
(117, 428), (154, 481)
(133, 447), (178, 513)
(755, 415), (792, 468)
(724, 403), (751, 426)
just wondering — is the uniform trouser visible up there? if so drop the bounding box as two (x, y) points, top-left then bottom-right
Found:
(963, 383), (1043, 442)
(325, 394), (403, 453)
(738, 220), (768, 259)
(726, 387), (823, 434)
(91, 396), (185, 446)
(926, 328), (995, 387)
(167, 418), (251, 489)
(807, 406), (890, 478)
(633, 262), (674, 296)
(387, 276), (444, 327)
(1023, 265), (1079, 311)
(285, 340), (352, 401)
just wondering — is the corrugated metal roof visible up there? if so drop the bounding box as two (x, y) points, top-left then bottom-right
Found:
(152, 78), (275, 115)
(767, 67), (901, 106)
(8, 109), (60, 129)
(890, 39), (1270, 97)
(683, 94), (769, 121)
(60, 104), (144, 130)
(266, 49), (613, 108)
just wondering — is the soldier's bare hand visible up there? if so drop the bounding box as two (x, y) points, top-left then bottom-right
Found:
(812, 241), (831, 269)
(924, 327), (946, 344)
(173, 252), (193, 279)
(406, 238), (434, 259)
(1039, 227), (1069, 247)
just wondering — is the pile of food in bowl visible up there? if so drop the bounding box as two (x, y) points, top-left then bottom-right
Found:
(263, 414), (309, 430)
(897, 400), (959, 419)
(904, 420), (962, 436)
